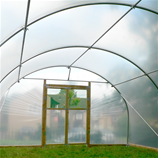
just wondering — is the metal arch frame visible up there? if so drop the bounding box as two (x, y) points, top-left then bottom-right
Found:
(0, 1), (156, 146)
(18, 0), (31, 82)
(1, 46), (157, 90)
(1, 2), (158, 46)
(3, 64), (130, 145)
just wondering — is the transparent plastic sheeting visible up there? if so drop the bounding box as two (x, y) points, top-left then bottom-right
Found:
(26, 67), (105, 83)
(74, 48), (143, 84)
(0, 31), (23, 81)
(96, 8), (158, 73)
(27, 0), (158, 26)
(128, 104), (158, 148)
(1, 3), (157, 97)
(149, 71), (158, 87)
(90, 83), (127, 144)
(1, 0), (157, 43)
(0, 80), (43, 145)
(21, 47), (143, 85)
(0, 1), (134, 43)
(27, 0), (139, 23)
(22, 5), (129, 61)
(46, 110), (65, 144)
(19, 48), (87, 79)
(0, 0), (27, 42)
(0, 68), (19, 102)
(27, 67), (70, 80)
(138, 0), (158, 12)
(0, 89), (9, 111)
(70, 68), (105, 82)
(68, 110), (86, 143)
(117, 76), (158, 134)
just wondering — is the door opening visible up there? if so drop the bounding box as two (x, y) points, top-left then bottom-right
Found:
(42, 81), (91, 146)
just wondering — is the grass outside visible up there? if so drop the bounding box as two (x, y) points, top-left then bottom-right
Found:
(0, 145), (158, 158)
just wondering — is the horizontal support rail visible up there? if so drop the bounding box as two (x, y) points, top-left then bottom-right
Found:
(46, 108), (65, 110)
(46, 108), (87, 110)
(46, 84), (88, 89)
(23, 77), (108, 83)
(112, 69), (158, 87)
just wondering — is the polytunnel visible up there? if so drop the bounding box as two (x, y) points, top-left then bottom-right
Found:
(0, 0), (157, 149)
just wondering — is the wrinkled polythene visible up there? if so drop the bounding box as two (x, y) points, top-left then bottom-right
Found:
(0, 0), (157, 148)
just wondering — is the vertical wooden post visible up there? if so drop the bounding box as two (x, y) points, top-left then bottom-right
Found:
(42, 80), (47, 147)
(87, 82), (91, 147)
(65, 89), (69, 144)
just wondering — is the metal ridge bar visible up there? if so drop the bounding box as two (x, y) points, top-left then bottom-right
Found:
(112, 69), (158, 87)
(1, 1), (157, 47)
(1, 45), (157, 90)
(18, 0), (31, 82)
(121, 94), (158, 137)
(23, 77), (108, 84)
(69, 0), (142, 67)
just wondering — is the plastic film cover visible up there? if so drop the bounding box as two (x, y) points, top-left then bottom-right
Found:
(90, 83), (127, 144)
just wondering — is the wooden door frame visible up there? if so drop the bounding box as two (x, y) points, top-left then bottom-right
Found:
(41, 80), (91, 146)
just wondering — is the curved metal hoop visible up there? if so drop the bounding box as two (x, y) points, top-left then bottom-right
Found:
(1, 46), (157, 90)
(1, 2), (157, 46)
(4, 64), (130, 145)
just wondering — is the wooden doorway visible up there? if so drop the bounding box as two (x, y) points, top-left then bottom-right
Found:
(42, 80), (91, 146)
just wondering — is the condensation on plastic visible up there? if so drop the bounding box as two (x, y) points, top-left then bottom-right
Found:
(74, 49), (143, 84)
(95, 8), (158, 73)
(90, 83), (127, 144)
(0, 31), (23, 81)
(0, 79), (43, 145)
(117, 76), (158, 134)
(68, 110), (86, 143)
(149, 71), (158, 87)
(128, 104), (158, 148)
(22, 5), (129, 62)
(46, 110), (65, 144)
(0, 68), (19, 102)
(0, 0), (27, 42)
(20, 48), (87, 79)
